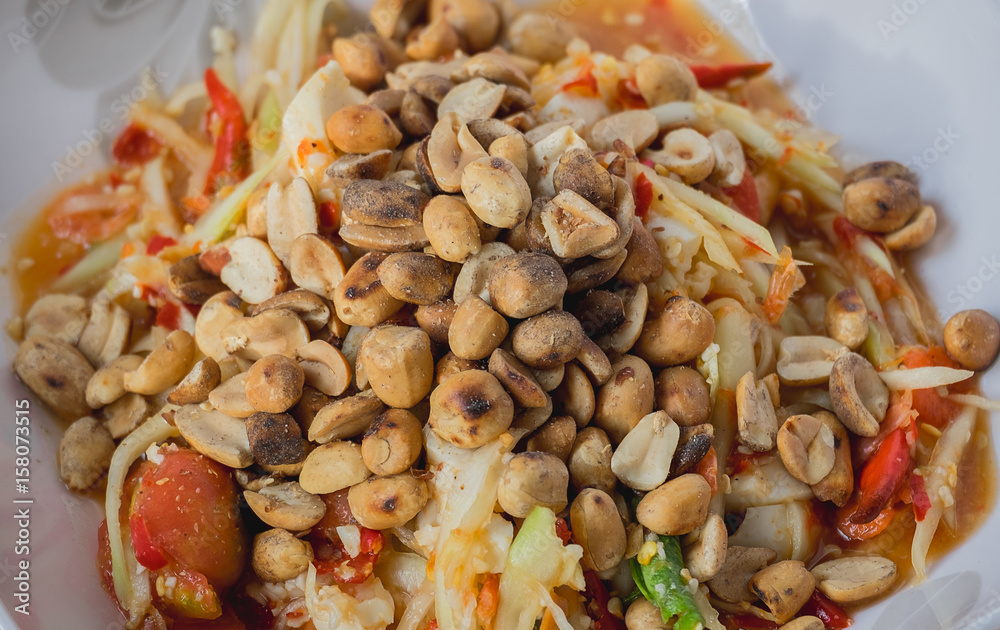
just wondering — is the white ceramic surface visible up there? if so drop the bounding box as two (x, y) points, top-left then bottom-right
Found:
(1, 0), (999, 628)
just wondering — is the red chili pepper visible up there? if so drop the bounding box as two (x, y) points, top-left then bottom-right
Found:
(634, 172), (654, 219)
(910, 473), (932, 521)
(616, 77), (648, 109)
(583, 571), (626, 630)
(555, 517), (573, 546)
(850, 427), (910, 525)
(204, 68), (250, 195)
(155, 301), (183, 331)
(562, 61), (600, 98)
(799, 591), (853, 629)
(689, 61), (773, 88)
(718, 612), (779, 629)
(319, 201), (339, 229)
(112, 123), (163, 167)
(313, 528), (385, 584)
(129, 513), (168, 571)
(902, 347), (966, 427)
(720, 165), (761, 223)
(427, 620), (440, 630)
(146, 234), (178, 256)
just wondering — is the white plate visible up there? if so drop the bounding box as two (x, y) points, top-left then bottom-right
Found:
(1, 0), (999, 628)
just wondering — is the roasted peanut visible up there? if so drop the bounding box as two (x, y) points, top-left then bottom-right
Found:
(221, 308), (311, 361)
(571, 488), (627, 572)
(244, 355), (304, 413)
(175, 404), (254, 468)
(208, 373), (256, 419)
(334, 252), (404, 327)
(415, 299), (457, 345)
(348, 473), (429, 529)
(343, 179), (428, 227)
(843, 160), (918, 188)
(824, 288), (869, 350)
(359, 326), (434, 408)
(195, 291), (244, 362)
(685, 512), (729, 581)
(594, 355), (655, 444)
(453, 241), (515, 304)
(333, 35), (390, 91)
(572, 290), (625, 338)
(552, 362), (596, 428)
(423, 195), (482, 263)
(646, 128), (715, 184)
(828, 352), (889, 437)
(777, 414), (836, 485)
(436, 352), (482, 384)
(168, 357), (221, 406)
(498, 451), (569, 517)
(252, 529), (313, 582)
(507, 12), (574, 63)
(77, 298), (132, 368)
(611, 410), (679, 490)
(670, 424), (714, 479)
(568, 427), (616, 494)
(655, 366), (711, 427)
(617, 219), (663, 285)
(338, 222), (430, 252)
(526, 415), (577, 461)
(246, 412), (306, 466)
(244, 481), (327, 531)
(884, 204), (936, 251)
(220, 237), (289, 304)
(709, 129), (747, 187)
(749, 561), (816, 624)
(362, 409), (423, 476)
(625, 598), (671, 630)
(708, 546), (778, 603)
(553, 148), (615, 210)
(487, 252), (567, 319)
(426, 113), (490, 193)
(429, 369), (513, 448)
(635, 295), (715, 367)
(635, 54), (698, 105)
(405, 15), (460, 60)
(59, 417), (115, 490)
(124, 330), (196, 396)
(489, 348), (547, 408)
(843, 176), (921, 233)
(811, 411), (854, 507)
(86, 354), (143, 408)
(265, 177), (318, 268)
(299, 441), (371, 494)
(511, 310), (586, 369)
(776, 335), (849, 386)
(736, 371), (779, 452)
(944, 309), (1000, 370)
(326, 104), (403, 154)
(449, 295), (509, 361)
(377, 252), (455, 304)
(428, 0), (500, 51)
(327, 150), (394, 187)
(15, 336), (94, 420)
(541, 190), (620, 259)
(24, 294), (88, 344)
(589, 110), (659, 152)
(637, 474), (711, 536)
(460, 156), (532, 229)
(309, 390), (386, 443)
(810, 556), (898, 604)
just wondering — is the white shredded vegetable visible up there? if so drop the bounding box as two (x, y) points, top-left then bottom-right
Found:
(878, 366), (973, 391)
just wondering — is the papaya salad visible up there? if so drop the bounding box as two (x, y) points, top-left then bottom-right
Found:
(8, 0), (1000, 628)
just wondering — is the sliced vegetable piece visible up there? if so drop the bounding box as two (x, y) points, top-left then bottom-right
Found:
(689, 62), (773, 88)
(631, 535), (706, 630)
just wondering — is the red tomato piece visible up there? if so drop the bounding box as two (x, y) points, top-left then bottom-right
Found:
(130, 447), (247, 591)
(113, 123), (163, 167)
(798, 591), (853, 628)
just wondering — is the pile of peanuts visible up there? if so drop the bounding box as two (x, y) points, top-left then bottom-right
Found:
(12, 0), (1000, 626)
